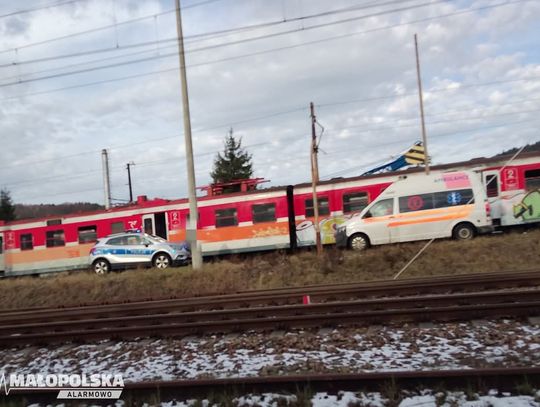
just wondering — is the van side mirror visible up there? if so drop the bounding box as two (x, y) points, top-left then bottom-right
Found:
(363, 212), (372, 219)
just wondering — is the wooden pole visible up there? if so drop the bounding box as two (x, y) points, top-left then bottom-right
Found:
(310, 102), (323, 255)
(414, 33), (430, 175)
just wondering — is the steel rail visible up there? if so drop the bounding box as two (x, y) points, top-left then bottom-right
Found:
(1, 296), (539, 345)
(3, 367), (540, 404)
(1, 270), (539, 325)
(1, 288), (539, 336)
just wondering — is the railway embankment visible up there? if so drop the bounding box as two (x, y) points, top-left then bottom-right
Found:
(1, 228), (539, 311)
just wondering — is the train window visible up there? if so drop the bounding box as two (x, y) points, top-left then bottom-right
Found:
(215, 208), (238, 227)
(78, 226), (97, 244)
(0, 236), (3, 254)
(252, 203), (276, 223)
(343, 192), (368, 213)
(46, 230), (65, 247)
(305, 197), (330, 217)
(525, 169), (540, 190)
(143, 218), (153, 235)
(20, 234), (33, 251)
(485, 174), (499, 197)
(111, 221), (124, 234)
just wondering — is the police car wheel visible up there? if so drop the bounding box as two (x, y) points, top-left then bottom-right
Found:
(453, 223), (475, 240)
(349, 233), (369, 251)
(93, 259), (110, 275)
(153, 253), (172, 269)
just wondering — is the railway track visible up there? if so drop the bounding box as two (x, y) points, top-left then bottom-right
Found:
(3, 367), (540, 405)
(1, 270), (539, 346)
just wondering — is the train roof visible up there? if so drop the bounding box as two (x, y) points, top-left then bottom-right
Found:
(3, 150), (540, 227)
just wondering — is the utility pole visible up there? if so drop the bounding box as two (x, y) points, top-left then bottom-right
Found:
(126, 162), (135, 202)
(175, 0), (202, 269)
(101, 149), (111, 210)
(414, 33), (430, 175)
(310, 102), (323, 256)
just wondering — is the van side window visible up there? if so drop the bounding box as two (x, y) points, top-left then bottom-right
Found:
(525, 169), (540, 190)
(399, 194), (433, 213)
(433, 189), (474, 208)
(305, 197), (330, 217)
(485, 174), (499, 197)
(365, 199), (394, 218)
(343, 192), (368, 213)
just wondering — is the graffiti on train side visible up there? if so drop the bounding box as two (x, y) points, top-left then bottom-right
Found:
(296, 215), (355, 246)
(513, 190), (540, 221)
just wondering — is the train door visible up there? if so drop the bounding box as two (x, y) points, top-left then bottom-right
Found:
(483, 170), (502, 224)
(0, 234), (4, 275)
(142, 213), (168, 239)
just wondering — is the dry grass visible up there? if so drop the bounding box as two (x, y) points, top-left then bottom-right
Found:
(1, 228), (539, 311)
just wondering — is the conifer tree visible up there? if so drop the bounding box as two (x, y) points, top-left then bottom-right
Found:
(0, 189), (16, 221)
(210, 129), (254, 192)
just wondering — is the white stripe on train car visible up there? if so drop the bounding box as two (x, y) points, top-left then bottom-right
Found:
(201, 235), (289, 255)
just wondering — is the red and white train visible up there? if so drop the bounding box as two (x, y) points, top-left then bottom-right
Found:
(1, 151), (540, 277)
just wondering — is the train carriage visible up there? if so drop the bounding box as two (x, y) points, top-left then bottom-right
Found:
(1, 151), (540, 277)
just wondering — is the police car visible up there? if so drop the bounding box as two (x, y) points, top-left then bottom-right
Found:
(89, 230), (191, 274)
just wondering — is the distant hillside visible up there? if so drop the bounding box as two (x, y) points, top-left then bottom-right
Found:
(15, 202), (104, 220)
(493, 140), (540, 157)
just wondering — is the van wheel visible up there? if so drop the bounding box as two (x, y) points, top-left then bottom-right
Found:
(453, 223), (475, 240)
(348, 233), (369, 251)
(93, 259), (110, 275)
(153, 253), (172, 269)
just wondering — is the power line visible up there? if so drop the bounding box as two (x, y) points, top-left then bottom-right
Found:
(8, 115), (540, 192)
(0, 0), (455, 88)
(0, 8), (176, 56)
(0, 0), (230, 56)
(0, 0), (529, 102)
(0, 0), (87, 19)
(2, 76), (540, 176)
(0, 0), (428, 65)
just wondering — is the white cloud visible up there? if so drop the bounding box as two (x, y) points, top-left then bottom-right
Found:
(0, 0), (539, 204)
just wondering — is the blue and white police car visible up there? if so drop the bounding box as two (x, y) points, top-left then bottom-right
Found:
(89, 230), (191, 274)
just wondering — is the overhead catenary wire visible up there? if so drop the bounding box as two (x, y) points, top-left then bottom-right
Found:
(3, 87), (540, 176)
(0, 0), (444, 62)
(10, 116), (540, 195)
(0, 0), (230, 56)
(0, 0), (457, 88)
(0, 0), (531, 102)
(2, 0), (536, 202)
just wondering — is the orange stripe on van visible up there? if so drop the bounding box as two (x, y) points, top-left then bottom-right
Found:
(388, 206), (473, 227)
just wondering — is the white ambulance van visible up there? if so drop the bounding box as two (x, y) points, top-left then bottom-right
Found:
(335, 170), (493, 250)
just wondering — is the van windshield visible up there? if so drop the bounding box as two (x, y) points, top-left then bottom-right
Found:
(364, 198), (394, 218)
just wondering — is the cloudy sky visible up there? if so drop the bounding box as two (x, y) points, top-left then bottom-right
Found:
(0, 0), (539, 205)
